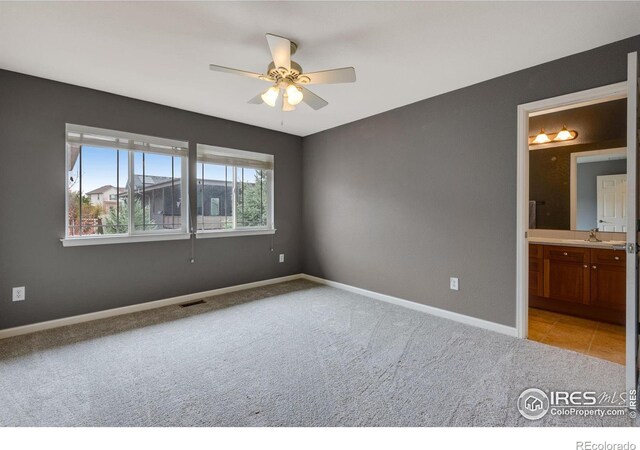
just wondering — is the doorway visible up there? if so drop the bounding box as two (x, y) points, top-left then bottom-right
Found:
(516, 51), (638, 407)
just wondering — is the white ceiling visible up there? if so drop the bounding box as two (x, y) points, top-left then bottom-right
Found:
(1, 2), (640, 137)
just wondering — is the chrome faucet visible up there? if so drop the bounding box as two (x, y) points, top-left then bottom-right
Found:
(586, 228), (601, 242)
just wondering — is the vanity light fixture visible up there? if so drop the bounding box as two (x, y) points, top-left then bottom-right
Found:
(553, 125), (578, 142)
(532, 129), (551, 144)
(529, 126), (578, 145)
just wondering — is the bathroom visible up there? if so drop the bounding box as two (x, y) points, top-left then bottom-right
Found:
(527, 96), (627, 364)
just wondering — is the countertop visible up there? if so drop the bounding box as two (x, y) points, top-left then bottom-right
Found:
(528, 236), (626, 250)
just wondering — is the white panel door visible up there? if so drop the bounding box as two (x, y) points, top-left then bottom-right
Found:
(597, 174), (627, 231)
(626, 51), (639, 409)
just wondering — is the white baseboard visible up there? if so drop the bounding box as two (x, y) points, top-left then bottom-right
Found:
(0, 272), (517, 340)
(301, 274), (519, 338)
(0, 274), (304, 340)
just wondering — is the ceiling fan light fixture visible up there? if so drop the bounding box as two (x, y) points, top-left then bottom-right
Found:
(532, 129), (551, 144)
(261, 86), (279, 107)
(209, 33), (355, 112)
(286, 84), (303, 106)
(282, 94), (296, 112)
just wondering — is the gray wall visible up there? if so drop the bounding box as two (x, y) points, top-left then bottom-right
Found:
(577, 159), (627, 230)
(0, 70), (302, 330)
(302, 35), (640, 327)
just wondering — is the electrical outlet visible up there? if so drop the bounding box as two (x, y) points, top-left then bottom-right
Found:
(279, 254), (285, 263)
(449, 277), (459, 291)
(12, 287), (25, 302)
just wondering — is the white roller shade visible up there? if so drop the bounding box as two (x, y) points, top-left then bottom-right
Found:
(66, 124), (188, 156)
(197, 144), (273, 170)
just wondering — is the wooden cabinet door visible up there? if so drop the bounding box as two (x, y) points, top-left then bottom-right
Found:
(590, 249), (626, 311)
(544, 246), (590, 304)
(529, 244), (543, 297)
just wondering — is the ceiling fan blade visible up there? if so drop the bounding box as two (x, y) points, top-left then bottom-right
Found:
(300, 87), (328, 110)
(209, 64), (270, 81)
(299, 67), (356, 85)
(265, 33), (291, 71)
(248, 93), (264, 104)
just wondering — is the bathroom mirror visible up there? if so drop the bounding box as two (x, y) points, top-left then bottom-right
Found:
(528, 98), (627, 231)
(529, 147), (627, 231)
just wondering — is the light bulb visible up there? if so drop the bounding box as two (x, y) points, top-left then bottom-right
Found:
(532, 129), (551, 144)
(282, 94), (296, 112)
(261, 86), (279, 107)
(554, 125), (574, 141)
(286, 84), (303, 106)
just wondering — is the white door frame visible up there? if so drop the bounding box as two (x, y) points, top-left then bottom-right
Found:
(626, 51), (638, 406)
(516, 81), (627, 340)
(569, 147), (627, 230)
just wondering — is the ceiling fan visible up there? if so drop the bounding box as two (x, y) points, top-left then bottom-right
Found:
(209, 33), (356, 112)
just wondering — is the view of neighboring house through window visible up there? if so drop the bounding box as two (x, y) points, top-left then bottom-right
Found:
(67, 145), (128, 236)
(196, 144), (273, 233)
(133, 152), (183, 231)
(196, 163), (233, 230)
(66, 124), (188, 239)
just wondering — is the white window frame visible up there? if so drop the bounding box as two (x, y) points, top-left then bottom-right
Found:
(195, 143), (275, 239)
(62, 124), (190, 247)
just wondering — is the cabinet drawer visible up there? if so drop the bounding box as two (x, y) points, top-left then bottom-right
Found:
(590, 248), (625, 266)
(544, 246), (589, 264)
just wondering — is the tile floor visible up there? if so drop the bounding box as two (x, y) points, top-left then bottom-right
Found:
(528, 308), (625, 365)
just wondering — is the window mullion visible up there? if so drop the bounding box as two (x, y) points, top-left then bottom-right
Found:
(232, 166), (237, 230)
(142, 153), (146, 231)
(116, 149), (120, 233)
(78, 145), (83, 237)
(260, 170), (264, 226)
(128, 151), (134, 235)
(182, 156), (188, 234)
(225, 165), (228, 229)
(201, 163), (205, 231)
(267, 170), (273, 229)
(171, 156), (175, 231)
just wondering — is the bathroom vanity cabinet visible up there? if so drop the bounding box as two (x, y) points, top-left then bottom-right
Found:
(529, 243), (625, 324)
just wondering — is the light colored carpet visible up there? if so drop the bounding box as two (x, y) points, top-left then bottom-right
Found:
(0, 279), (635, 426)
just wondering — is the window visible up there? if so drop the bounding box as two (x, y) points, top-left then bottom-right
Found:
(65, 124), (189, 244)
(196, 144), (273, 235)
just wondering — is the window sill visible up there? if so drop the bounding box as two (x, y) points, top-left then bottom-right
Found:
(195, 229), (276, 239)
(61, 233), (191, 247)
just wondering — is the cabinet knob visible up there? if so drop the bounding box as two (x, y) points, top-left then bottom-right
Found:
(592, 265), (597, 269)
(563, 252), (568, 256)
(583, 264), (588, 268)
(614, 256), (620, 261)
